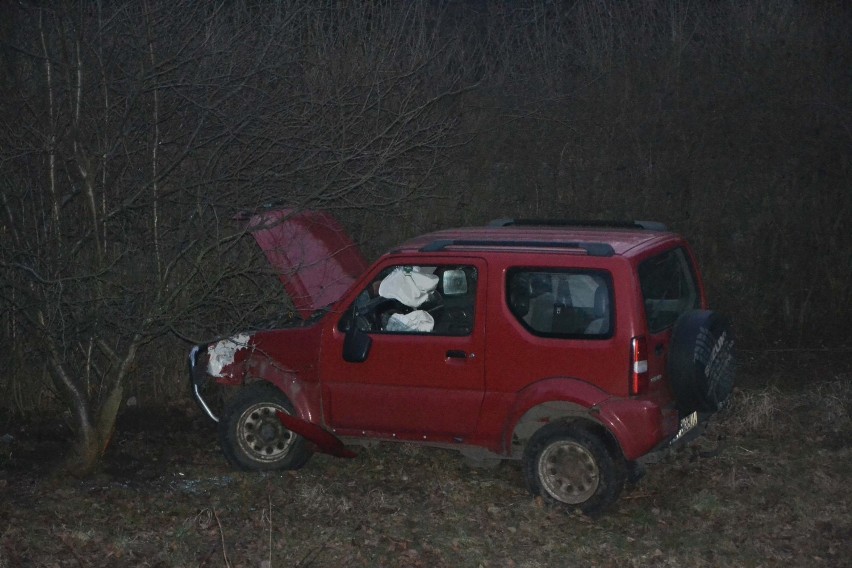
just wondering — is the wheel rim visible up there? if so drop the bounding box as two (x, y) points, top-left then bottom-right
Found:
(236, 402), (296, 463)
(537, 440), (600, 504)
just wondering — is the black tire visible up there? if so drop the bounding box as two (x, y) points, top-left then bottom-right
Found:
(523, 423), (626, 516)
(668, 310), (736, 414)
(219, 382), (312, 471)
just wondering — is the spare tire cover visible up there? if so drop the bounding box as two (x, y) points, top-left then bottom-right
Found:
(667, 310), (735, 414)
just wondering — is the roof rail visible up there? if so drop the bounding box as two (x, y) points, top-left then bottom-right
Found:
(420, 239), (615, 257)
(488, 218), (668, 231)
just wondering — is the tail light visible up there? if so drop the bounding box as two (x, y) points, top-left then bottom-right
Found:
(630, 336), (649, 395)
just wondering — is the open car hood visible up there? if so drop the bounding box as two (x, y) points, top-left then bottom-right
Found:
(244, 209), (368, 319)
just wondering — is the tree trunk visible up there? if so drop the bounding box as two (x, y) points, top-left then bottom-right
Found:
(41, 314), (131, 475)
(45, 355), (100, 476)
(57, 376), (123, 476)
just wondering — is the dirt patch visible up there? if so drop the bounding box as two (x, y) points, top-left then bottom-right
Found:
(1, 377), (850, 567)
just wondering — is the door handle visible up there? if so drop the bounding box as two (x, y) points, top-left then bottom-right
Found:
(446, 350), (468, 359)
(655, 344), (665, 356)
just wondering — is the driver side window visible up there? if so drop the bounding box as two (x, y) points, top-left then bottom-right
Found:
(341, 264), (477, 336)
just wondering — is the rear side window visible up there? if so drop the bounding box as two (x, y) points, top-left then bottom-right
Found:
(639, 247), (700, 332)
(507, 269), (613, 338)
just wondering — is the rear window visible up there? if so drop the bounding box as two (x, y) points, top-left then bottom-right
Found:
(507, 269), (613, 338)
(639, 247), (700, 332)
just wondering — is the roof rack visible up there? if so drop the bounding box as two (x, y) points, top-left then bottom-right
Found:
(488, 219), (668, 231)
(419, 239), (615, 257)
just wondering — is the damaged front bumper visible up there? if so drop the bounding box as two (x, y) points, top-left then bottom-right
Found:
(188, 344), (219, 423)
(188, 334), (254, 424)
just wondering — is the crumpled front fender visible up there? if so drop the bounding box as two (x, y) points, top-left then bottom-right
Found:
(276, 411), (357, 458)
(206, 333), (254, 380)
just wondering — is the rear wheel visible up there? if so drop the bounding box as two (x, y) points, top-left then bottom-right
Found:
(523, 423), (626, 516)
(219, 383), (312, 471)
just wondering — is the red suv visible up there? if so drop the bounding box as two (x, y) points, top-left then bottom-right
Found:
(189, 210), (734, 514)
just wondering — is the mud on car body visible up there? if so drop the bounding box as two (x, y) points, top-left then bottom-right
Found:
(188, 211), (735, 515)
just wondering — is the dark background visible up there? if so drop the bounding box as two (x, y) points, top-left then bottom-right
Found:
(1, 1), (850, 417)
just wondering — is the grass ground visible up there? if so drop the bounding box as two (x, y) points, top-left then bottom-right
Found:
(1, 370), (849, 567)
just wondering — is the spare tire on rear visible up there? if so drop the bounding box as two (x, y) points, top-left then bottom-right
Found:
(668, 310), (735, 414)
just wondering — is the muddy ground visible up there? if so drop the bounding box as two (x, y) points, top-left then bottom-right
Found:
(1, 365), (850, 567)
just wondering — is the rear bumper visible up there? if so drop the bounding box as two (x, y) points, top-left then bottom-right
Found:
(594, 398), (680, 460)
(188, 345), (219, 423)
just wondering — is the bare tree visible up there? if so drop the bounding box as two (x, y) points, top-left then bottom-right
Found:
(0, 0), (472, 473)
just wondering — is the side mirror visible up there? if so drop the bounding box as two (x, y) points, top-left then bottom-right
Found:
(343, 324), (372, 363)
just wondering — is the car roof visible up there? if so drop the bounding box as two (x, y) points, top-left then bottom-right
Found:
(393, 225), (676, 258)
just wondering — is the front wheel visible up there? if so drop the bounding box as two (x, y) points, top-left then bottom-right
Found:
(219, 383), (312, 471)
(523, 423), (626, 516)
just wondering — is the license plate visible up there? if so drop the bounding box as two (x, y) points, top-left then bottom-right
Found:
(672, 411), (698, 443)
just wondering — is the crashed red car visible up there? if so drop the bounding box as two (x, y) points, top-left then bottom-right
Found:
(189, 209), (735, 514)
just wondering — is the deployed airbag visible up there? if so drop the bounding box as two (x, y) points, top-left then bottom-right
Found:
(386, 310), (435, 332)
(378, 267), (438, 308)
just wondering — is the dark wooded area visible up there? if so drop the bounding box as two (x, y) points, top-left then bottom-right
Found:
(1, 1), (850, 470)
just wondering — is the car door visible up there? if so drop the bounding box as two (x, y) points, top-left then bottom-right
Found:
(320, 259), (486, 438)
